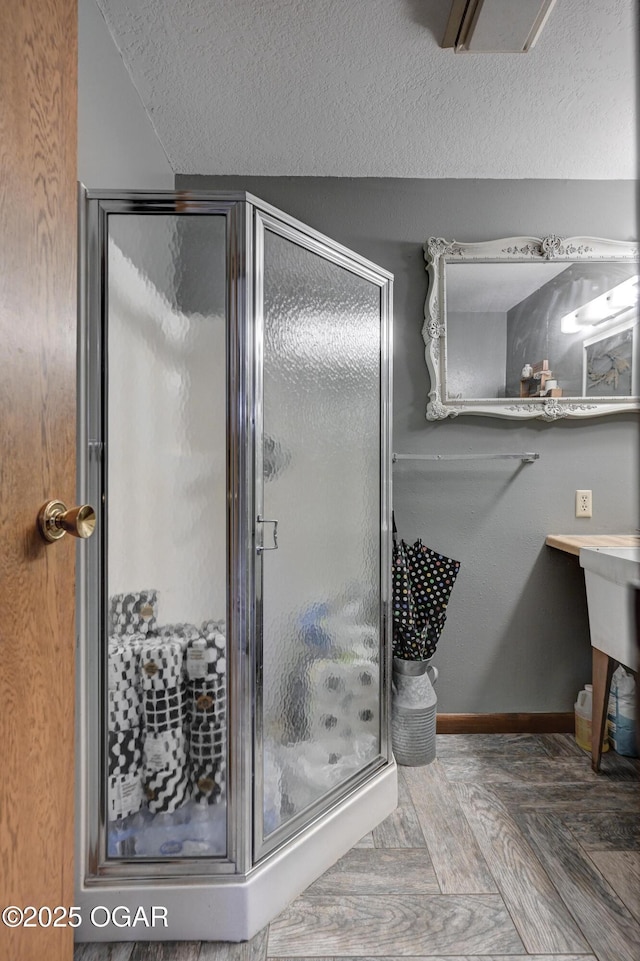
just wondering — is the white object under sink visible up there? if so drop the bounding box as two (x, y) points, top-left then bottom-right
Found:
(579, 546), (640, 669)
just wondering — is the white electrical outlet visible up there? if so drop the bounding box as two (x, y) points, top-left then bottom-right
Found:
(576, 489), (592, 518)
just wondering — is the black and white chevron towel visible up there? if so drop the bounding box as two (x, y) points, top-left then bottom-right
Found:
(157, 624), (200, 664)
(143, 730), (189, 813)
(144, 767), (190, 813)
(109, 590), (158, 637)
(108, 727), (142, 777)
(185, 636), (221, 679)
(108, 771), (144, 821)
(108, 639), (139, 692)
(139, 639), (185, 732)
(187, 676), (226, 726)
(191, 760), (226, 804)
(126, 632), (149, 658)
(185, 633), (227, 803)
(159, 622), (201, 641)
(139, 640), (183, 687)
(186, 636), (226, 719)
(184, 632), (224, 705)
(108, 686), (141, 732)
(201, 619), (226, 639)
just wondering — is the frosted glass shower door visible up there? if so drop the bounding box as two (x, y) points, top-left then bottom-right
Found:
(256, 213), (391, 857)
(102, 212), (230, 863)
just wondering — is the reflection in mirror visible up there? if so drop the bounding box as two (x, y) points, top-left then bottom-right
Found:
(423, 237), (639, 420)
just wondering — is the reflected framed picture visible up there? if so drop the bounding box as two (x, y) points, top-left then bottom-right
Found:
(582, 319), (638, 397)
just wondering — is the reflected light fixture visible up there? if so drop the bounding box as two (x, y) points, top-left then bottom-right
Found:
(442, 0), (557, 53)
(560, 275), (639, 334)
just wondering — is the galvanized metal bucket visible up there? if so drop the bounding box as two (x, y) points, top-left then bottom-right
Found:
(391, 656), (437, 766)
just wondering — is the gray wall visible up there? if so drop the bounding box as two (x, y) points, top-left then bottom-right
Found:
(448, 311), (507, 399)
(178, 174), (639, 714)
(506, 263), (638, 397)
(78, 0), (174, 189)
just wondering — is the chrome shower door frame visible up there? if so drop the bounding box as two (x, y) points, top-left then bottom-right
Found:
(77, 190), (254, 883)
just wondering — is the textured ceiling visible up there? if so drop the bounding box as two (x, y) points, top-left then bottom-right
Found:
(96, 0), (637, 179)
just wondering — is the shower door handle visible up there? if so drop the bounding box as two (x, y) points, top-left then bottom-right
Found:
(256, 515), (278, 552)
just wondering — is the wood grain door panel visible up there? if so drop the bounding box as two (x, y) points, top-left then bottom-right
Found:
(0, 1), (78, 959)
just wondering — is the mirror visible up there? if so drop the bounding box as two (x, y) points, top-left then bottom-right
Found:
(423, 236), (639, 420)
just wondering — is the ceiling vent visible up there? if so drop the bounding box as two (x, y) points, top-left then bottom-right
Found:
(442, 0), (557, 53)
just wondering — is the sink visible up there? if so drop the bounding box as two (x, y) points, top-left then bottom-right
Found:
(579, 546), (640, 669)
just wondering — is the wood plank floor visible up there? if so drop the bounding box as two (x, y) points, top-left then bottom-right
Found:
(75, 734), (640, 961)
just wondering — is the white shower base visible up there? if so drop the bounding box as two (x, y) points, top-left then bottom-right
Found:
(75, 760), (397, 943)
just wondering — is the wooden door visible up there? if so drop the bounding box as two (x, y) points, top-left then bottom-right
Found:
(0, 1), (78, 959)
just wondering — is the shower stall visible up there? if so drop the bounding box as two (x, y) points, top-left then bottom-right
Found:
(76, 190), (395, 941)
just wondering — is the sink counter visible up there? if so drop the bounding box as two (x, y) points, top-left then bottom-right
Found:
(547, 533), (640, 773)
(546, 533), (640, 556)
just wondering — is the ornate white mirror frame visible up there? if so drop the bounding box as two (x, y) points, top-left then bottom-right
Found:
(423, 236), (639, 421)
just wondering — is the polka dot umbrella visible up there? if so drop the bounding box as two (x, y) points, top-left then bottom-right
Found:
(392, 534), (461, 661)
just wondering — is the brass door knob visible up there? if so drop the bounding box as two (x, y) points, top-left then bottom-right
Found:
(38, 500), (96, 543)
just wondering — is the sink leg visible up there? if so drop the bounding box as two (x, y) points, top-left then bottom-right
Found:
(591, 648), (614, 773)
